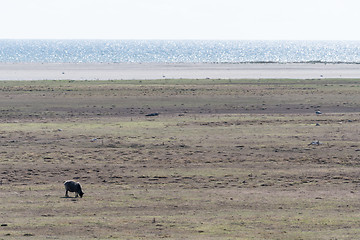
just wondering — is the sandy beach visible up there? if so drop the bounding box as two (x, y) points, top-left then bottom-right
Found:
(0, 63), (360, 80)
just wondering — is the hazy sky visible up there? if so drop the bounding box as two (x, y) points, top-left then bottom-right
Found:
(1, 0), (360, 40)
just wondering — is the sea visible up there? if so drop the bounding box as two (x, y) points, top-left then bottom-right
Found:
(1, 39), (360, 64)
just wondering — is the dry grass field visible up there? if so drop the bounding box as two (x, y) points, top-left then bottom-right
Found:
(1, 79), (360, 239)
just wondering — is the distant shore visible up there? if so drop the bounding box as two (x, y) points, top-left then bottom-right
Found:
(0, 62), (360, 80)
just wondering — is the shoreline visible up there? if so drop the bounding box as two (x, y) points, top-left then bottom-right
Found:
(0, 62), (360, 80)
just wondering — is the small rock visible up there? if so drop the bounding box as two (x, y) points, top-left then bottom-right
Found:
(309, 140), (321, 146)
(145, 113), (159, 117)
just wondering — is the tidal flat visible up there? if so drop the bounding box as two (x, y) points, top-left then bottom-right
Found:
(1, 79), (360, 239)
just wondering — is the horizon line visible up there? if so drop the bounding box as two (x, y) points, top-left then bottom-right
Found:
(1, 38), (360, 42)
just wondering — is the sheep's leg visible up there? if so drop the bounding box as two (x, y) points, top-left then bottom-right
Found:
(75, 193), (79, 198)
(65, 190), (69, 197)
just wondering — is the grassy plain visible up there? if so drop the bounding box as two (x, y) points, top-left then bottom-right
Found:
(1, 79), (360, 239)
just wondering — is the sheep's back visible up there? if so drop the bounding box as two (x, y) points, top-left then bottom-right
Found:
(64, 180), (81, 192)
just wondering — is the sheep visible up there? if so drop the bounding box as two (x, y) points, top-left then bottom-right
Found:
(64, 180), (84, 198)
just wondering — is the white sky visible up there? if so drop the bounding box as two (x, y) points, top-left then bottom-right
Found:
(1, 0), (360, 40)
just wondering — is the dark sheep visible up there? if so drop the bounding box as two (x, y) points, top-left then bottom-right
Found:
(64, 180), (84, 198)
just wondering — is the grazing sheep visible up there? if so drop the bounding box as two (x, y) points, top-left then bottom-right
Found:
(64, 180), (84, 198)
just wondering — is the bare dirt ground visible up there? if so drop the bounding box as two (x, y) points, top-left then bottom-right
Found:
(1, 79), (360, 239)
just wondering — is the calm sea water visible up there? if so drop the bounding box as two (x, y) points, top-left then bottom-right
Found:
(1, 40), (360, 63)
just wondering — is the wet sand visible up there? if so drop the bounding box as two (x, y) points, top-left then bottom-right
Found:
(0, 62), (359, 80)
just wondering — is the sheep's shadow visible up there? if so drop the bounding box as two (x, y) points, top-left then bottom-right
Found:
(60, 196), (78, 199)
